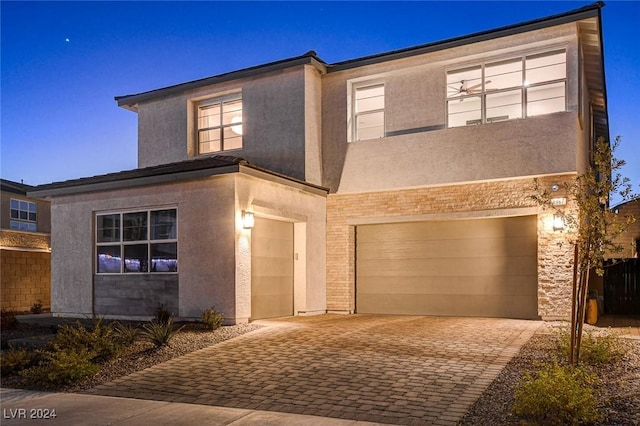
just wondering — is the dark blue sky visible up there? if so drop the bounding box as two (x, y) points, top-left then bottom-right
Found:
(1, 1), (638, 203)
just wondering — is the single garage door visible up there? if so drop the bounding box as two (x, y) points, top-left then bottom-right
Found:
(356, 215), (538, 319)
(251, 217), (294, 320)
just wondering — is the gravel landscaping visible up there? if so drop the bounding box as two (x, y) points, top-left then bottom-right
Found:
(461, 323), (640, 426)
(2, 319), (639, 425)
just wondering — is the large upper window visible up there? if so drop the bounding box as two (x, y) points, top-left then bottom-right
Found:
(447, 50), (566, 128)
(96, 208), (177, 274)
(197, 94), (243, 154)
(352, 83), (385, 141)
(10, 198), (37, 231)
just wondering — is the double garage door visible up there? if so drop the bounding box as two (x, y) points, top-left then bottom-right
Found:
(356, 215), (538, 319)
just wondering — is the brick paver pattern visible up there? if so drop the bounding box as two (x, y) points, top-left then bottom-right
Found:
(86, 315), (539, 426)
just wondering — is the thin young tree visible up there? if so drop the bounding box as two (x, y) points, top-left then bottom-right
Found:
(531, 135), (635, 365)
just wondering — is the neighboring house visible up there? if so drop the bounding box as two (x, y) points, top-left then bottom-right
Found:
(602, 198), (640, 315)
(610, 198), (640, 259)
(1, 179), (51, 311)
(30, 3), (609, 323)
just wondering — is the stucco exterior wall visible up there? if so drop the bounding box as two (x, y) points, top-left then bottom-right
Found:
(321, 23), (583, 193)
(326, 174), (577, 320)
(137, 67), (309, 181)
(47, 172), (325, 323)
(234, 172), (327, 322)
(48, 177), (237, 319)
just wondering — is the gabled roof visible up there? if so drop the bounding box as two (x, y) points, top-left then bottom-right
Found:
(115, 51), (327, 111)
(28, 156), (328, 198)
(1, 178), (35, 195)
(114, 2), (608, 141)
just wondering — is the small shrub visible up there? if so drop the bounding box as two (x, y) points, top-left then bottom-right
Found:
(49, 318), (120, 363)
(201, 306), (223, 330)
(1, 309), (19, 331)
(513, 360), (602, 425)
(114, 321), (139, 345)
(556, 327), (626, 365)
(38, 349), (99, 386)
(0, 346), (36, 376)
(30, 300), (43, 314)
(154, 304), (173, 325)
(141, 319), (183, 347)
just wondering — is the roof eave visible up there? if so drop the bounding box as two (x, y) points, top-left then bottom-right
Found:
(328, 2), (604, 72)
(116, 53), (327, 109)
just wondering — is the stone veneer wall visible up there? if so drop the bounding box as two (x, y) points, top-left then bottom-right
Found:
(1, 249), (51, 312)
(326, 175), (576, 320)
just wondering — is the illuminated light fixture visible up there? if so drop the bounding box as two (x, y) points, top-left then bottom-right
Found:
(242, 211), (255, 229)
(551, 183), (560, 192)
(553, 214), (565, 231)
(551, 197), (567, 206)
(231, 116), (243, 135)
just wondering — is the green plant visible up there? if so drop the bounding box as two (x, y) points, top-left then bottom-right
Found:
(141, 319), (183, 347)
(201, 306), (223, 330)
(556, 327), (626, 365)
(38, 348), (99, 386)
(0, 346), (37, 376)
(154, 304), (173, 325)
(1, 308), (19, 330)
(513, 360), (602, 425)
(531, 136), (636, 365)
(30, 300), (43, 314)
(113, 321), (139, 345)
(49, 318), (120, 363)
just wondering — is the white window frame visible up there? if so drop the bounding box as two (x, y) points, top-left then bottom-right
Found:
(9, 198), (37, 231)
(95, 208), (178, 274)
(446, 49), (566, 128)
(350, 82), (385, 142)
(196, 93), (243, 154)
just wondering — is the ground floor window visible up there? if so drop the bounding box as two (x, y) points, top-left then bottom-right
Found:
(96, 208), (177, 274)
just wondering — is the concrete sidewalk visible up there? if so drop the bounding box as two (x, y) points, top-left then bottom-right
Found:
(0, 388), (383, 425)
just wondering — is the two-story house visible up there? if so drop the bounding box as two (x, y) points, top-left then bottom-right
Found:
(1, 179), (51, 311)
(30, 2), (609, 323)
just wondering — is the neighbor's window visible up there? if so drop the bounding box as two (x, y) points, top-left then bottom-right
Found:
(96, 208), (177, 274)
(197, 94), (243, 154)
(447, 50), (566, 127)
(9, 198), (37, 231)
(353, 83), (385, 141)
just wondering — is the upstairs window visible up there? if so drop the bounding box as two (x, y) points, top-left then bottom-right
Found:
(197, 94), (243, 154)
(447, 50), (566, 128)
(10, 198), (37, 231)
(353, 83), (385, 141)
(96, 208), (178, 274)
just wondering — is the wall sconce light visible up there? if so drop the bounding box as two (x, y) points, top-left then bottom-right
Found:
(553, 214), (565, 231)
(242, 211), (255, 229)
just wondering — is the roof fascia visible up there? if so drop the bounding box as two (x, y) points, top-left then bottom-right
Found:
(27, 165), (240, 198)
(239, 164), (329, 196)
(116, 54), (327, 109)
(328, 2), (603, 72)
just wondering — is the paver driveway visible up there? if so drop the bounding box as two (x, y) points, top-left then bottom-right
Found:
(87, 315), (540, 425)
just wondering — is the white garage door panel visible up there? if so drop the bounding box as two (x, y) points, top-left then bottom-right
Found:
(251, 217), (294, 320)
(357, 256), (537, 277)
(358, 294), (537, 318)
(359, 275), (538, 295)
(356, 216), (538, 319)
(357, 236), (537, 259)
